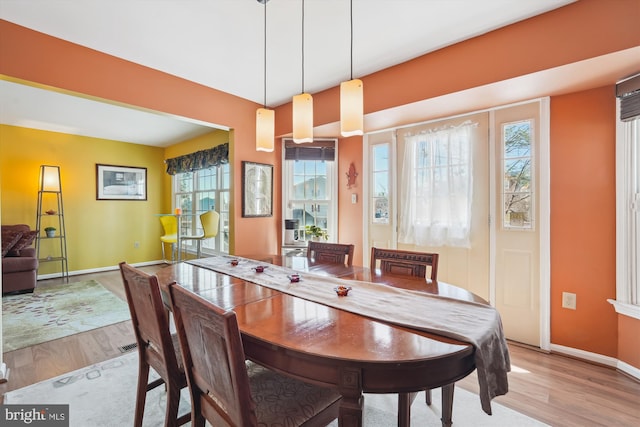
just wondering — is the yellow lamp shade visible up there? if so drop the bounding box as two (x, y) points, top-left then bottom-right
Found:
(256, 108), (275, 152)
(340, 78), (363, 137)
(292, 93), (313, 143)
(40, 165), (61, 192)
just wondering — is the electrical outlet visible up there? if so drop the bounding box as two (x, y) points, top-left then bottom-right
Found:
(134, 241), (140, 248)
(562, 292), (576, 310)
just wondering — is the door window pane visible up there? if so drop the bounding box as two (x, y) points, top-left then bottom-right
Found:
(372, 143), (390, 224)
(502, 120), (533, 229)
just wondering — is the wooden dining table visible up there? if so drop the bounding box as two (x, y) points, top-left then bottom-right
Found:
(155, 253), (507, 427)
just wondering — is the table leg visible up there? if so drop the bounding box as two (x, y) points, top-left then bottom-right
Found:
(397, 392), (417, 427)
(440, 383), (455, 427)
(338, 367), (364, 427)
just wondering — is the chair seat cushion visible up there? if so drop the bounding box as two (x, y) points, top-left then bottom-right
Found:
(246, 361), (341, 426)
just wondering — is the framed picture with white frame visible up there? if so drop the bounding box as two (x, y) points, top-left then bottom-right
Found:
(241, 161), (273, 217)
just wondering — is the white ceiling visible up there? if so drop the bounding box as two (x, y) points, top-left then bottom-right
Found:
(1, 0), (615, 147)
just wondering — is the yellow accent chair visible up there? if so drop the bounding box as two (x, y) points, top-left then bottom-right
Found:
(159, 215), (178, 263)
(181, 210), (220, 258)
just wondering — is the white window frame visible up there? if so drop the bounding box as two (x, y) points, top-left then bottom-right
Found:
(611, 102), (640, 320)
(282, 138), (338, 244)
(172, 163), (230, 255)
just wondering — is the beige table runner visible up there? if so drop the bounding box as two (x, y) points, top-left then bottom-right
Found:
(187, 255), (510, 415)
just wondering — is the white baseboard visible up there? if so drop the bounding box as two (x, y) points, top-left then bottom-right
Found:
(550, 343), (640, 381)
(37, 260), (166, 280)
(618, 359), (640, 380)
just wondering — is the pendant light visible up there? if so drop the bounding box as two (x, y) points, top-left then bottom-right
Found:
(256, 0), (274, 152)
(340, 0), (363, 137)
(293, 0), (313, 143)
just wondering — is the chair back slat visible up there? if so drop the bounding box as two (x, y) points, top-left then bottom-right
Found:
(119, 263), (180, 378)
(119, 262), (189, 427)
(307, 241), (355, 266)
(160, 215), (178, 236)
(370, 247), (439, 280)
(168, 283), (257, 427)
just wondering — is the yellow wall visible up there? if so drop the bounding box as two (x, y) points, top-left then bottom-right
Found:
(0, 125), (166, 273)
(0, 125), (232, 275)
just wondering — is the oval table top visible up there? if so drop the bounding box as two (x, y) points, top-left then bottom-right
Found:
(155, 254), (499, 427)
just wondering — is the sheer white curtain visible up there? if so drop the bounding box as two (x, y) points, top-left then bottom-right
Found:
(399, 121), (476, 247)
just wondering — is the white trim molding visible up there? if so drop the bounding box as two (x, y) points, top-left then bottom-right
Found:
(618, 360), (640, 381)
(36, 260), (162, 281)
(549, 343), (618, 368)
(550, 343), (640, 381)
(608, 298), (640, 320)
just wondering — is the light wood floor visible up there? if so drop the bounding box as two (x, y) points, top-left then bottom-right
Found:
(2, 266), (639, 426)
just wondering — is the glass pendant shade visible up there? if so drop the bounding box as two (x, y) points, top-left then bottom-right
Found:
(292, 93), (313, 143)
(256, 108), (275, 152)
(39, 165), (61, 192)
(340, 78), (364, 136)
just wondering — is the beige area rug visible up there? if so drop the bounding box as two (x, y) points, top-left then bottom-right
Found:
(4, 351), (548, 426)
(2, 280), (131, 351)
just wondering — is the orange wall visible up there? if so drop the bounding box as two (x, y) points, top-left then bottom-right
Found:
(275, 0), (640, 135)
(0, 19), (280, 256)
(337, 136), (364, 266)
(1, 0), (639, 366)
(619, 315), (640, 368)
(550, 86), (618, 357)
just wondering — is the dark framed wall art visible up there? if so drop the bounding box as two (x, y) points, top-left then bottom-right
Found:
(96, 164), (147, 200)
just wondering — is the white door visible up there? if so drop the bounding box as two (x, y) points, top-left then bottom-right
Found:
(364, 101), (548, 348)
(492, 101), (545, 346)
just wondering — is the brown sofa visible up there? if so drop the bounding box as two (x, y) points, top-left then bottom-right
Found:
(2, 224), (39, 294)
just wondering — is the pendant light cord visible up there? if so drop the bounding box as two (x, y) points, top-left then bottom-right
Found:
(349, 0), (353, 80)
(263, 0), (267, 108)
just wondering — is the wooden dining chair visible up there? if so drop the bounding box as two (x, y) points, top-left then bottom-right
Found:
(370, 247), (439, 280)
(119, 262), (189, 427)
(369, 247), (443, 423)
(307, 241), (355, 266)
(166, 282), (342, 427)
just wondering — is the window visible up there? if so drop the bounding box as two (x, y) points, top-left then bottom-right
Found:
(398, 121), (475, 247)
(282, 138), (337, 242)
(613, 112), (640, 318)
(502, 120), (534, 229)
(372, 143), (390, 224)
(173, 164), (230, 254)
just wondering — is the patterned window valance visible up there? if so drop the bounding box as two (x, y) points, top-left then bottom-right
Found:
(165, 143), (229, 175)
